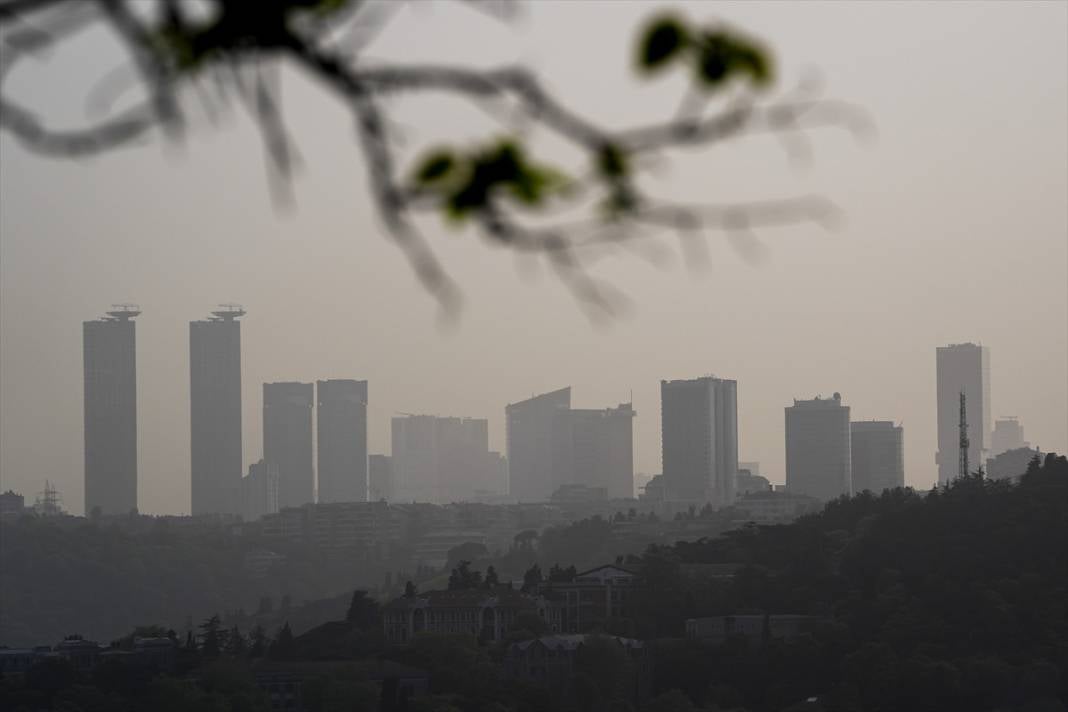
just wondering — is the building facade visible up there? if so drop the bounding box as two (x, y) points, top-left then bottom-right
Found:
(241, 459), (279, 522)
(369, 454), (393, 501)
(552, 404), (635, 499)
(543, 565), (640, 634)
(83, 306), (139, 515)
(936, 343), (991, 484)
(785, 393), (852, 501)
(391, 415), (503, 504)
(850, 420), (904, 494)
(507, 387), (572, 502)
(991, 416), (1028, 456)
(382, 589), (559, 644)
(316, 379), (368, 503)
(264, 382), (314, 508)
(660, 377), (738, 508)
(190, 307), (245, 515)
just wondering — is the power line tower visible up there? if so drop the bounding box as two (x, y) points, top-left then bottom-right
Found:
(958, 391), (969, 480)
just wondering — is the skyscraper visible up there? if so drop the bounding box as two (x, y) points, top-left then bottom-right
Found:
(850, 421), (904, 494)
(552, 404), (636, 499)
(316, 379), (368, 503)
(240, 459), (279, 522)
(785, 393), (852, 501)
(190, 306), (244, 515)
(506, 387), (572, 502)
(83, 305), (139, 515)
(660, 377), (738, 508)
(263, 382), (314, 508)
(936, 343), (990, 484)
(369, 454), (393, 501)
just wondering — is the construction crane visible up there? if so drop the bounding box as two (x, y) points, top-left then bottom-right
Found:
(958, 391), (969, 480)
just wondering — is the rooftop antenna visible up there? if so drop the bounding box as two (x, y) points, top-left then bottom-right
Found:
(958, 391), (969, 480)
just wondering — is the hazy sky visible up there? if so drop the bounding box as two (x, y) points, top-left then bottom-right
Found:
(1, 1), (1065, 515)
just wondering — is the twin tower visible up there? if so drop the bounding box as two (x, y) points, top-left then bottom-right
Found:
(84, 305), (368, 516)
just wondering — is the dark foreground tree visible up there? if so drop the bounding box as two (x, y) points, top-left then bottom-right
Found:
(0, 0), (867, 317)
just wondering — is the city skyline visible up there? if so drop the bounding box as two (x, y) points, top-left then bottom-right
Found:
(2, 2), (1065, 514)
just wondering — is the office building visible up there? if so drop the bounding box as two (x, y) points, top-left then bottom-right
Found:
(850, 421), (904, 494)
(190, 306), (245, 515)
(552, 404), (635, 499)
(660, 377), (738, 508)
(991, 416), (1028, 456)
(240, 459), (279, 521)
(83, 306), (139, 515)
(785, 393), (851, 501)
(264, 382), (314, 508)
(506, 387), (572, 502)
(316, 379), (368, 503)
(936, 343), (990, 484)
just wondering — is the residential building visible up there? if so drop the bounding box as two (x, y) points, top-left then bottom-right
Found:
(190, 306), (245, 515)
(369, 454), (393, 501)
(736, 469), (771, 495)
(850, 421), (904, 493)
(382, 588), (559, 644)
(83, 306), (139, 515)
(316, 379), (368, 503)
(785, 393), (852, 501)
(986, 446), (1043, 481)
(991, 416), (1028, 456)
(507, 387), (572, 502)
(936, 343), (991, 484)
(261, 500), (406, 551)
(660, 376), (738, 508)
(240, 459), (279, 522)
(391, 415), (504, 504)
(542, 564), (640, 634)
(264, 382), (314, 508)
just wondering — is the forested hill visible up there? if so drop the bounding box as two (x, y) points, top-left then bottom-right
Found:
(635, 453), (1068, 711)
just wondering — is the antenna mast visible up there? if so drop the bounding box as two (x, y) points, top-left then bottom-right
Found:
(958, 391), (969, 479)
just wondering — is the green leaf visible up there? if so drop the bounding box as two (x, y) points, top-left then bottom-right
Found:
(639, 16), (688, 71)
(415, 151), (457, 185)
(732, 44), (774, 87)
(696, 33), (732, 87)
(597, 143), (629, 179)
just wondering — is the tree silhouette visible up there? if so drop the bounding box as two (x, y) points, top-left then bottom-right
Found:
(0, 0), (867, 317)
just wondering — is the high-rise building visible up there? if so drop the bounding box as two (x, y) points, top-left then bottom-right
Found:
(506, 387), (572, 502)
(263, 382), (314, 508)
(240, 459), (279, 521)
(785, 393), (851, 501)
(83, 306), (140, 516)
(369, 454), (393, 501)
(316, 379), (368, 503)
(936, 344), (990, 484)
(551, 404), (636, 499)
(391, 415), (503, 503)
(850, 421), (904, 494)
(991, 416), (1028, 456)
(190, 306), (245, 515)
(660, 377), (738, 508)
